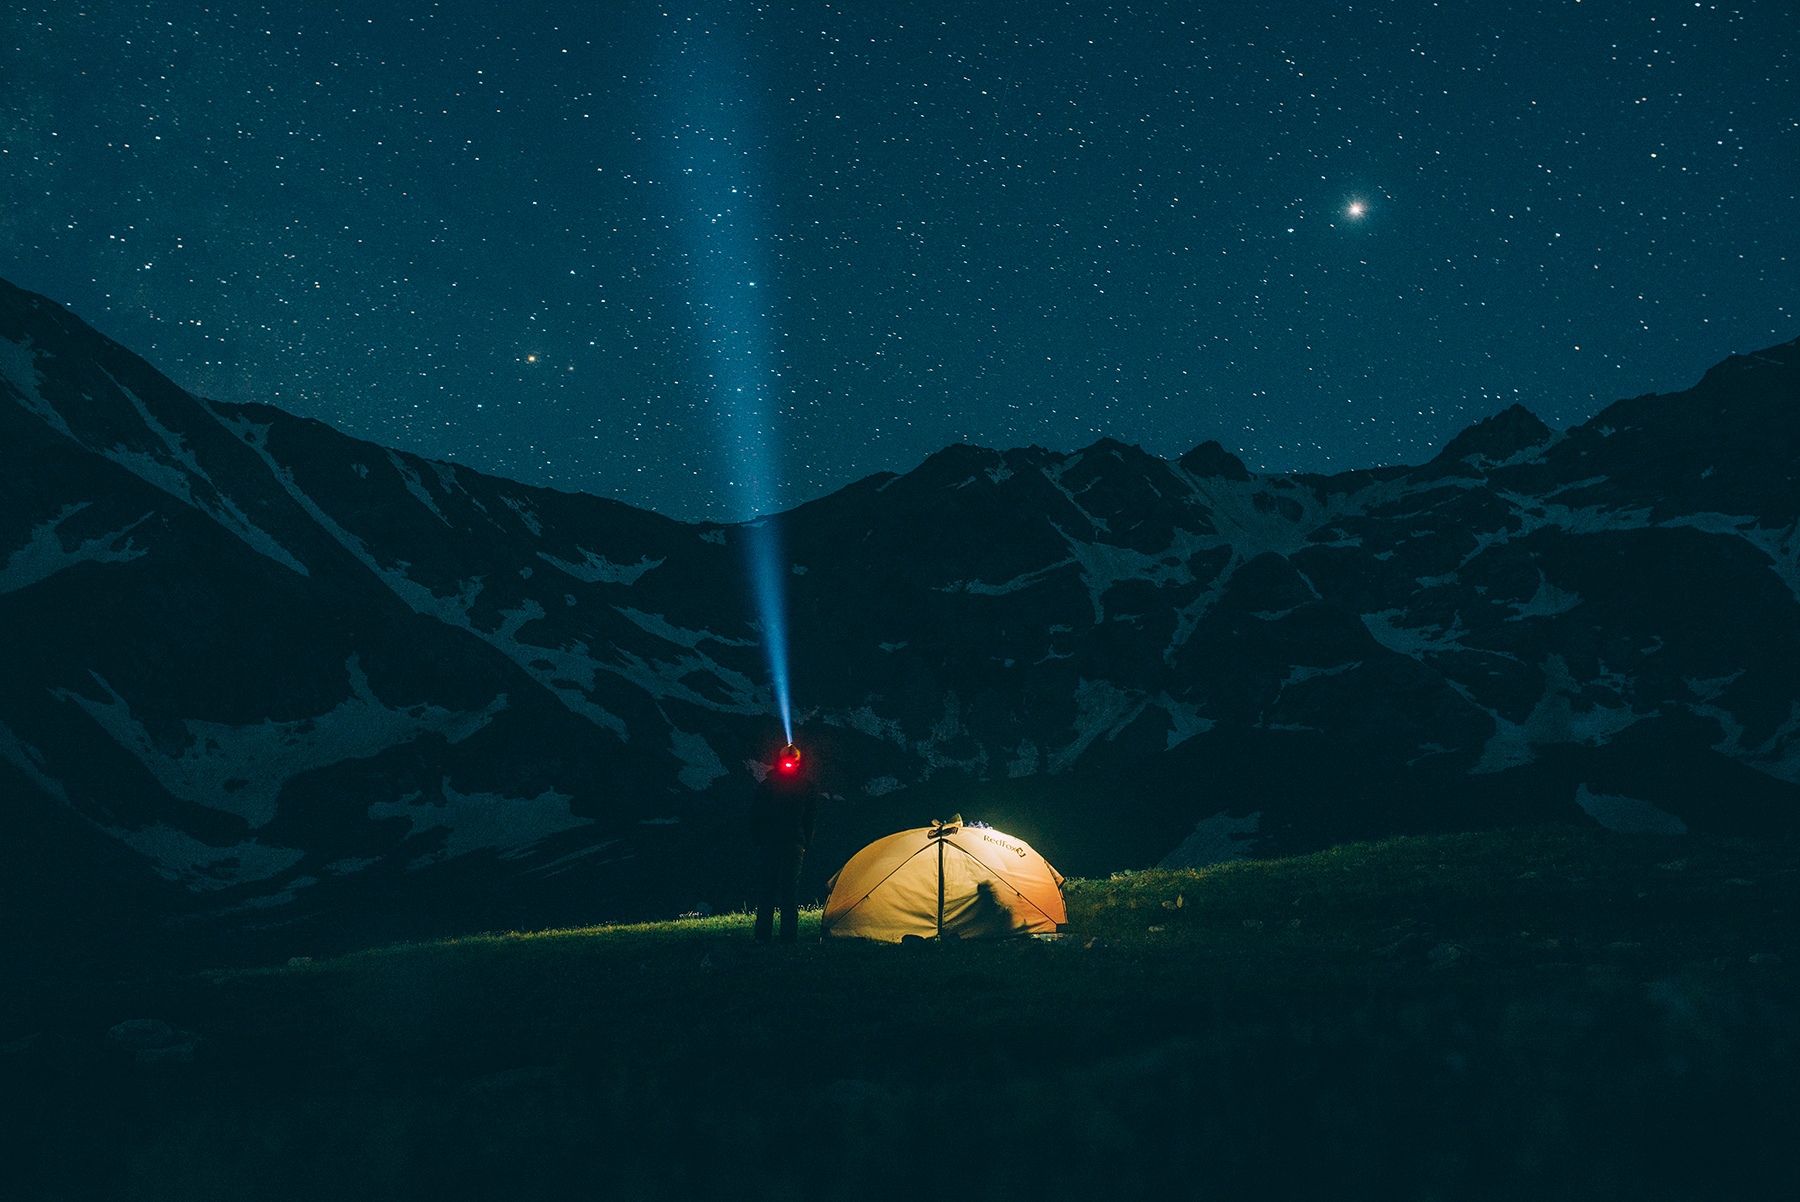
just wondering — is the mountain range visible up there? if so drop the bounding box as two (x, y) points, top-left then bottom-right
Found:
(5, 275), (1798, 967)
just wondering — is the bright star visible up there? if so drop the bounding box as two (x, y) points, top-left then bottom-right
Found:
(1346, 200), (1367, 219)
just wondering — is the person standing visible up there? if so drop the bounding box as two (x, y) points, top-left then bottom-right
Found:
(750, 742), (819, 944)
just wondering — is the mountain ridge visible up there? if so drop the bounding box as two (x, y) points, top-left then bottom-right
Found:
(5, 274), (1799, 966)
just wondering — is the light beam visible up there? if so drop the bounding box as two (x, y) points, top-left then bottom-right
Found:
(664, 11), (794, 741)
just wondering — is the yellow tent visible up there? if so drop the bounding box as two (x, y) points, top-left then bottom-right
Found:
(821, 818), (1068, 941)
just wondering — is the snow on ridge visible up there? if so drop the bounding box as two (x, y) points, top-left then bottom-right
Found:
(1471, 494), (1800, 607)
(386, 449), (452, 526)
(214, 417), (638, 736)
(368, 779), (592, 866)
(540, 547), (664, 585)
(0, 503), (150, 595)
(97, 374), (310, 575)
(500, 495), (543, 536)
(1040, 456), (1111, 534)
(54, 657), (508, 828)
(0, 336), (75, 437)
(7, 365), (304, 577)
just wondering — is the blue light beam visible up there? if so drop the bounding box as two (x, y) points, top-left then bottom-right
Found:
(743, 520), (792, 742)
(664, 12), (793, 740)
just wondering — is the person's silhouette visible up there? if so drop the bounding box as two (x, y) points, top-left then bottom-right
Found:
(749, 742), (820, 944)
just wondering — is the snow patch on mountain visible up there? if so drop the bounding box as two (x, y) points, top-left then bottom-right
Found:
(500, 495), (543, 536)
(1574, 785), (1686, 835)
(1693, 698), (1800, 784)
(1006, 739), (1040, 777)
(918, 693), (988, 774)
(1188, 474), (1351, 555)
(1040, 455), (1112, 534)
(0, 720), (70, 802)
(1508, 572), (1583, 620)
(1362, 609), (1463, 658)
(223, 873), (321, 911)
(1470, 656), (1647, 774)
(939, 557), (1076, 597)
(1048, 679), (1147, 773)
(1160, 811), (1261, 868)
(1732, 520), (1800, 605)
(0, 503), (150, 594)
(1157, 694), (1215, 749)
(834, 704), (909, 748)
(3, 717), (310, 891)
(115, 824), (305, 890)
(323, 856), (377, 876)
(0, 336), (74, 436)
(596, 641), (766, 716)
(55, 658), (506, 827)
(215, 417), (635, 736)
(368, 780), (591, 865)
(387, 449), (451, 526)
(1056, 523), (1221, 623)
(1278, 662), (1363, 690)
(541, 548), (663, 585)
(96, 373), (310, 575)
(614, 606), (750, 649)
(669, 726), (728, 791)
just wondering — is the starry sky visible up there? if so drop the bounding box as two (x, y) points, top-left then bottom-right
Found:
(3, 2), (1795, 521)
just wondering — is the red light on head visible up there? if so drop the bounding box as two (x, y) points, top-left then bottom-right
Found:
(778, 742), (802, 774)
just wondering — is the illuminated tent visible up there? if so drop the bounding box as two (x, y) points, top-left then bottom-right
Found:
(821, 818), (1067, 941)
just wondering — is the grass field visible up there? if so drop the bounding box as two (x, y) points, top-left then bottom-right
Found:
(5, 825), (1800, 1200)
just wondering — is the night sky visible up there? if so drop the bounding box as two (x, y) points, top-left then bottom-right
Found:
(3, 2), (1794, 522)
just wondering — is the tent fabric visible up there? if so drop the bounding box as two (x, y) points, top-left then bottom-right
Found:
(821, 821), (1067, 941)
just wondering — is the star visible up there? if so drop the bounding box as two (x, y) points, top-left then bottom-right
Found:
(1346, 200), (1367, 219)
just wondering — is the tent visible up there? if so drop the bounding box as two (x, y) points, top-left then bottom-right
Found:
(821, 818), (1068, 941)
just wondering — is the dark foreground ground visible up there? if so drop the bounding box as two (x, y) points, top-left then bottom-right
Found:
(4, 826), (1800, 1200)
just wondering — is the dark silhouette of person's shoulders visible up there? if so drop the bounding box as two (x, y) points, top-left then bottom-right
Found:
(750, 771), (818, 848)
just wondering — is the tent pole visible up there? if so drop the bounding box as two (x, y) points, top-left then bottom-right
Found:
(936, 834), (945, 938)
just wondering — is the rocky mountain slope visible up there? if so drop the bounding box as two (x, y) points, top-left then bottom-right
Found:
(4, 275), (1798, 963)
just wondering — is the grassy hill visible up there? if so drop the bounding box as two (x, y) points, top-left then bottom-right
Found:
(5, 825), (1800, 1200)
